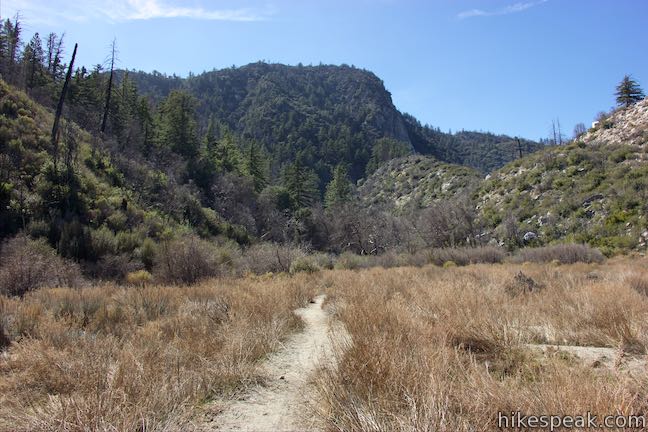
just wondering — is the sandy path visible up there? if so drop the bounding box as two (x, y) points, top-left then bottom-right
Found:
(199, 294), (333, 432)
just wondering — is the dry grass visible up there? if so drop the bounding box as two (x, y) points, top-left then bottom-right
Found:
(315, 258), (648, 431)
(3, 256), (648, 431)
(0, 273), (316, 431)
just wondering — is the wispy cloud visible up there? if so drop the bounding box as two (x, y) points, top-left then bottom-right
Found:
(457, 0), (548, 19)
(3, 0), (271, 25)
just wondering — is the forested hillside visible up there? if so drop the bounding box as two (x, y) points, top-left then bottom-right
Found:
(403, 113), (545, 173)
(126, 63), (544, 180)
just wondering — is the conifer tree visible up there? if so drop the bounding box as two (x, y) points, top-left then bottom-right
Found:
(324, 164), (352, 208)
(283, 155), (319, 208)
(23, 33), (45, 89)
(214, 131), (242, 173)
(159, 90), (199, 159)
(245, 141), (267, 192)
(615, 75), (645, 108)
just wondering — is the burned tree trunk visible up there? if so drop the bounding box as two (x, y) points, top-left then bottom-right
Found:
(51, 42), (77, 167)
(101, 39), (116, 134)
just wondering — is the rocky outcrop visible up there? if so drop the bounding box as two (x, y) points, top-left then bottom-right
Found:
(582, 98), (648, 148)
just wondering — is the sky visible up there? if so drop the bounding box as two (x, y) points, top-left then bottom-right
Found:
(3, 0), (647, 141)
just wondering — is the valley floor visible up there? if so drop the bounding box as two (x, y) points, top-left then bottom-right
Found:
(2, 258), (648, 431)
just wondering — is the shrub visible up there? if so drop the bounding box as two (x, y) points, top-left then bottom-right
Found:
(333, 252), (370, 270)
(90, 253), (142, 282)
(155, 235), (227, 284)
(90, 226), (117, 258)
(126, 270), (152, 287)
(241, 243), (306, 275)
(443, 260), (457, 268)
(0, 235), (83, 297)
(289, 256), (321, 274)
(138, 238), (157, 271)
(427, 246), (505, 266)
(505, 271), (544, 297)
(514, 244), (605, 264)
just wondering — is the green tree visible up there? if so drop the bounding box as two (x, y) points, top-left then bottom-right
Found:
(244, 141), (267, 192)
(615, 75), (645, 108)
(324, 164), (352, 208)
(213, 130), (242, 173)
(23, 32), (45, 89)
(1, 17), (21, 84)
(158, 90), (199, 158)
(365, 137), (411, 174)
(282, 156), (319, 209)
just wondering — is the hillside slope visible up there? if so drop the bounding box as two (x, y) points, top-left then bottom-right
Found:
(477, 99), (648, 253)
(358, 155), (481, 210)
(0, 79), (244, 279)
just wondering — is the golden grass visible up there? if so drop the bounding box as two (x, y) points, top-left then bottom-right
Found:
(315, 259), (648, 431)
(3, 258), (648, 431)
(0, 273), (317, 431)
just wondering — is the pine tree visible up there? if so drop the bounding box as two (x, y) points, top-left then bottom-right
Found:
(245, 141), (267, 192)
(615, 75), (645, 108)
(282, 156), (319, 209)
(158, 90), (199, 159)
(1, 17), (22, 83)
(214, 130), (242, 173)
(324, 164), (352, 208)
(23, 33), (45, 89)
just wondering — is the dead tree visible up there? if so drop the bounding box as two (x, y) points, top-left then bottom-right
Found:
(100, 39), (116, 134)
(51, 42), (77, 169)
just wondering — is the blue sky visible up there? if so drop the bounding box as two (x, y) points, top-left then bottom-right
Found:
(4, 0), (647, 140)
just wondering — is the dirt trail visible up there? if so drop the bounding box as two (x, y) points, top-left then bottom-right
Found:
(198, 294), (334, 432)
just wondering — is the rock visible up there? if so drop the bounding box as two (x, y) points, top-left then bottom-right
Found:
(582, 194), (604, 207)
(523, 231), (537, 242)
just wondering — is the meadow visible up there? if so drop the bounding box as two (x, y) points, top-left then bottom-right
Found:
(1, 253), (648, 431)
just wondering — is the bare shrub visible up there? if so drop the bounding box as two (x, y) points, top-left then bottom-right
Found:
(415, 193), (479, 248)
(155, 235), (228, 284)
(89, 253), (143, 281)
(427, 246), (505, 266)
(241, 243), (306, 274)
(0, 235), (83, 296)
(514, 244), (605, 264)
(505, 271), (544, 297)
